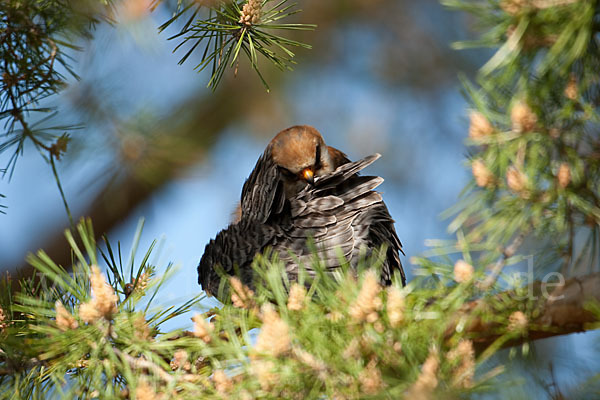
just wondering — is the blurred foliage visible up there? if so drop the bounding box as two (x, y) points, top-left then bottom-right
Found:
(1, 219), (554, 399)
(0, 0), (114, 177)
(160, 0), (315, 91)
(433, 0), (600, 280)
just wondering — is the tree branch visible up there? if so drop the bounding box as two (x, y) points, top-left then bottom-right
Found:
(449, 272), (600, 353)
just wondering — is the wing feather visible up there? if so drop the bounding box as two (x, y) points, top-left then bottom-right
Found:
(276, 154), (404, 285)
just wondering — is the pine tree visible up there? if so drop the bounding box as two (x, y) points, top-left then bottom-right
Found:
(1, 0), (600, 398)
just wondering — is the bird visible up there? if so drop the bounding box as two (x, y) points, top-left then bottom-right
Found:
(236, 125), (351, 224)
(198, 125), (404, 301)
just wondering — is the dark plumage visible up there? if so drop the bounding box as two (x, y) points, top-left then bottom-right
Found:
(239, 125), (350, 224)
(197, 219), (278, 298)
(198, 126), (405, 301)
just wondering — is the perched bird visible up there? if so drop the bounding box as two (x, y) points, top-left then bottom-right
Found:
(237, 125), (350, 224)
(198, 125), (404, 300)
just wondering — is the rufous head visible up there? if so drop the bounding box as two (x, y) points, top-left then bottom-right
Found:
(269, 125), (335, 185)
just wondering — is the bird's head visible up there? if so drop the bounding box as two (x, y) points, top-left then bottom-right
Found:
(269, 125), (336, 188)
(237, 125), (350, 224)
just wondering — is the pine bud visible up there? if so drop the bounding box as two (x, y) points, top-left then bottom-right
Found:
(508, 310), (528, 332)
(468, 111), (494, 140)
(511, 101), (537, 133)
(135, 272), (150, 293)
(506, 166), (529, 197)
(251, 359), (277, 391)
(471, 159), (495, 188)
(292, 347), (327, 379)
(447, 340), (475, 389)
(255, 304), (291, 357)
(239, 0), (262, 26)
(0, 306), (7, 332)
(55, 301), (79, 331)
(342, 338), (360, 360)
(91, 266), (118, 317)
(453, 260), (474, 283)
(386, 286), (405, 327)
(557, 163), (571, 188)
(135, 379), (161, 400)
(230, 277), (255, 309)
(359, 359), (385, 395)
(133, 314), (152, 341)
(326, 311), (343, 322)
(407, 347), (439, 399)
(349, 270), (382, 323)
(287, 283), (306, 311)
(78, 302), (101, 324)
(170, 349), (191, 371)
(564, 75), (578, 100)
(500, 0), (529, 15)
(213, 369), (233, 395)
(79, 266), (119, 323)
(192, 314), (214, 343)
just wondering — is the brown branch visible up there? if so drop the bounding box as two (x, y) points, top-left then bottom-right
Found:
(449, 272), (600, 353)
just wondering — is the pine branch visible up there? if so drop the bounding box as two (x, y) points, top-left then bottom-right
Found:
(0, 0), (108, 175)
(2, 216), (599, 397)
(160, 0), (315, 91)
(449, 272), (600, 353)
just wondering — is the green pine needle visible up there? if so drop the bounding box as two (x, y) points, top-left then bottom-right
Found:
(162, 0), (315, 91)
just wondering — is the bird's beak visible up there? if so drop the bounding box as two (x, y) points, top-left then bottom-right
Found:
(302, 168), (315, 185)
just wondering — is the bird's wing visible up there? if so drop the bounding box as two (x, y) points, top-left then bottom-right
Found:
(240, 152), (286, 224)
(354, 200), (405, 285)
(311, 153), (380, 190)
(197, 220), (277, 299)
(276, 155), (405, 285)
